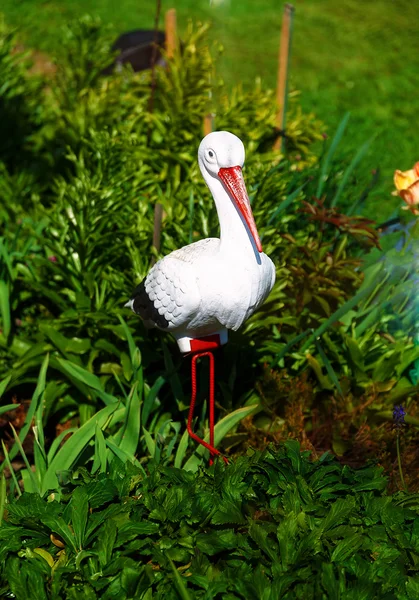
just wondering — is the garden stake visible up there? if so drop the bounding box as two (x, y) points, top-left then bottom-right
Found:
(274, 3), (295, 152)
(151, 9), (177, 265)
(126, 132), (275, 460)
(165, 8), (177, 59)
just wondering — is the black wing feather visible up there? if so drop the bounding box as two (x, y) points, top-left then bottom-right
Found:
(130, 279), (169, 328)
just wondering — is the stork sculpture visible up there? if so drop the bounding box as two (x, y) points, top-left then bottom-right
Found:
(126, 131), (275, 462)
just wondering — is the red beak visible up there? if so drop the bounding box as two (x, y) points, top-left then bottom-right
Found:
(218, 166), (263, 253)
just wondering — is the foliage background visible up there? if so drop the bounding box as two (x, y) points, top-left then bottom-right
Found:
(1, 0), (417, 220)
(0, 7), (419, 598)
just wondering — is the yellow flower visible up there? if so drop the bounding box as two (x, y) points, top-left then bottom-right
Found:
(393, 162), (419, 215)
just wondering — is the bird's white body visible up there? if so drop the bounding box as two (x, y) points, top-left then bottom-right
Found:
(127, 131), (275, 353)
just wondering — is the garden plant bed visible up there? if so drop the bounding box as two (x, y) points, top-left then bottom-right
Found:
(2, 442), (419, 599)
(0, 13), (419, 598)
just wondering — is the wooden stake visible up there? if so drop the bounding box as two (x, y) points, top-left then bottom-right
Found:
(152, 203), (164, 260)
(151, 8), (177, 264)
(165, 8), (177, 59)
(274, 3), (295, 152)
(203, 113), (214, 136)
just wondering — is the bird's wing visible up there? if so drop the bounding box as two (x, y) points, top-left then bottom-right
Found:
(129, 239), (218, 330)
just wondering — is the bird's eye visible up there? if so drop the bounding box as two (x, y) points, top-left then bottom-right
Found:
(206, 149), (216, 162)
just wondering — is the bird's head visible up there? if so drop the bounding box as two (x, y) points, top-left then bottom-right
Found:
(198, 131), (262, 253)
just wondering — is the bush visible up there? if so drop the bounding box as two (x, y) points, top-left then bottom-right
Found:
(0, 15), (418, 488)
(1, 442), (418, 599)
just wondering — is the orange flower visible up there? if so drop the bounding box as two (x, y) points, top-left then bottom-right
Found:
(393, 162), (419, 215)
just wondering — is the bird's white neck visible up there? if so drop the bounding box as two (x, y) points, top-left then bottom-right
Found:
(206, 175), (261, 261)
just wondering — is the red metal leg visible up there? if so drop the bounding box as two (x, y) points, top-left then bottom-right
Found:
(187, 351), (228, 465)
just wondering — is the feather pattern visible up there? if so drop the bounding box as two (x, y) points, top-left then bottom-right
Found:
(126, 131), (276, 351)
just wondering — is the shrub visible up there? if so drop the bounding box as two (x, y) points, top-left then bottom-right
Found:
(1, 442), (418, 599)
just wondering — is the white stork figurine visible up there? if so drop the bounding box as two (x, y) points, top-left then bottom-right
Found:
(126, 131), (275, 460)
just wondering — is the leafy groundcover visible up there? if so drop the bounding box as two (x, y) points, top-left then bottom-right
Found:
(1, 441), (419, 599)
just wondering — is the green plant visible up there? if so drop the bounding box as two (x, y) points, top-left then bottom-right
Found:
(1, 334), (259, 496)
(1, 14), (418, 488)
(1, 441), (419, 599)
(0, 16), (322, 423)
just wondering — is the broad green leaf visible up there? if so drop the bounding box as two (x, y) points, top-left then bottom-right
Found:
(47, 427), (78, 463)
(97, 518), (117, 568)
(118, 382), (141, 458)
(41, 403), (122, 495)
(183, 404), (259, 471)
(105, 437), (143, 468)
(0, 374), (11, 398)
(92, 423), (107, 474)
(55, 357), (117, 406)
(331, 531), (363, 562)
(174, 429), (190, 469)
(143, 427), (156, 460)
(71, 486), (89, 550)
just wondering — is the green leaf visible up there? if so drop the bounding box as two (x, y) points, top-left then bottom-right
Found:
(330, 136), (374, 208)
(71, 486), (89, 550)
(105, 437), (144, 469)
(41, 403), (122, 494)
(168, 557), (192, 600)
(196, 529), (238, 555)
(249, 522), (280, 562)
(331, 531), (363, 562)
(0, 403), (19, 416)
(1, 439), (21, 496)
(174, 429), (190, 469)
(315, 339), (343, 398)
(2, 356), (49, 468)
(118, 382), (141, 458)
(300, 283), (376, 353)
(316, 112), (350, 198)
(0, 374), (11, 398)
(92, 423), (107, 474)
(116, 522), (160, 546)
(10, 424), (40, 495)
(142, 375), (165, 426)
(55, 357), (117, 406)
(84, 478), (119, 510)
(97, 518), (117, 568)
(183, 404), (259, 471)
(143, 427), (156, 460)
(406, 577), (419, 600)
(117, 315), (142, 383)
(0, 473), (6, 524)
(267, 182), (308, 226)
(0, 279), (11, 339)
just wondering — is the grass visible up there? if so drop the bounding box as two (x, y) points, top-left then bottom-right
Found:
(1, 0), (418, 217)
